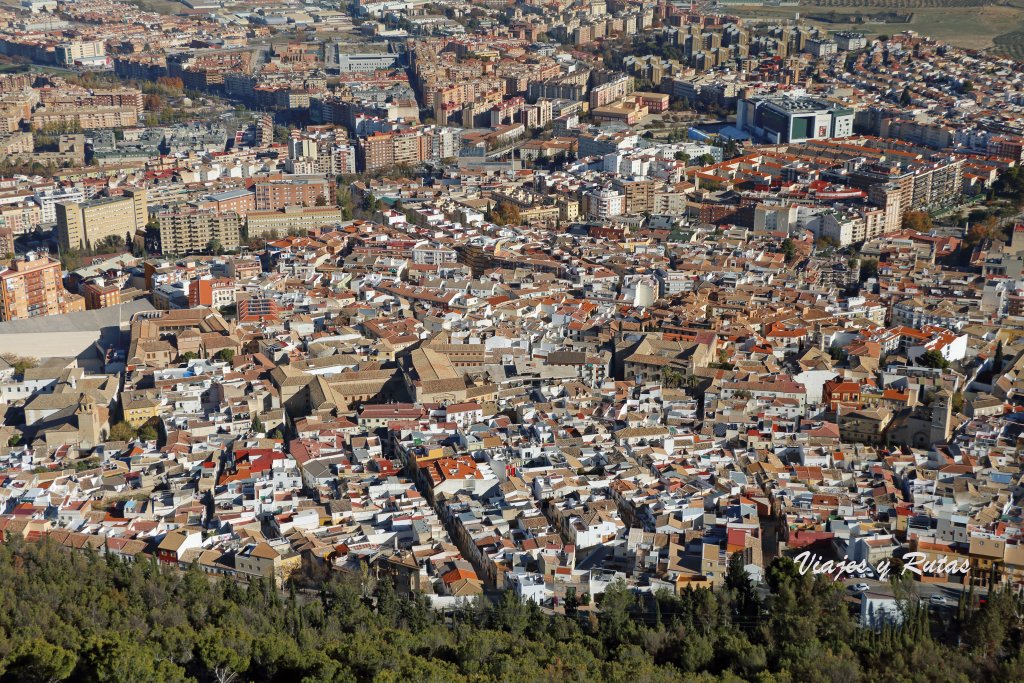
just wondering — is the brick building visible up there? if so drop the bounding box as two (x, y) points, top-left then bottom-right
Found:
(253, 176), (335, 211)
(0, 252), (82, 320)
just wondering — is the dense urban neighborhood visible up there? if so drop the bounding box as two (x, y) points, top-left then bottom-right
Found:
(0, 0), (1024, 678)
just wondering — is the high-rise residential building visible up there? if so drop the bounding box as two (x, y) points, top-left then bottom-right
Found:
(0, 202), (42, 235)
(288, 137), (318, 160)
(589, 75), (632, 108)
(57, 188), (147, 252)
(0, 252), (81, 320)
(34, 186), (85, 224)
(156, 208), (242, 255)
(427, 126), (462, 161)
(332, 144), (356, 175)
(613, 177), (656, 215)
(585, 188), (625, 219)
(357, 130), (430, 172)
(254, 113), (274, 147)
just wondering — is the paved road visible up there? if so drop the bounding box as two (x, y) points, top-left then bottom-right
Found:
(841, 576), (985, 612)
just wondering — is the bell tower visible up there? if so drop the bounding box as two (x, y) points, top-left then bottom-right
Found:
(930, 388), (952, 445)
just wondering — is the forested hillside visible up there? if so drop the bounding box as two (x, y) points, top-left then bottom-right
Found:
(0, 541), (1020, 682)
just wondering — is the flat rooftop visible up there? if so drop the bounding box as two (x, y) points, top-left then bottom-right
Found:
(757, 96), (833, 113)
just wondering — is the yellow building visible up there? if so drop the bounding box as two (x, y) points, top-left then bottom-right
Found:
(57, 188), (147, 252)
(245, 205), (344, 239)
(121, 392), (162, 428)
(969, 536), (1006, 586)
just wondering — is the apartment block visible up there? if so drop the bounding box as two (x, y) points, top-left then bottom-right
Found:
(57, 188), (147, 252)
(246, 205), (345, 238)
(157, 208), (242, 255)
(34, 186), (85, 224)
(0, 252), (80, 321)
(30, 106), (138, 131)
(197, 188), (255, 216)
(589, 75), (632, 108)
(253, 176), (335, 211)
(357, 130), (430, 172)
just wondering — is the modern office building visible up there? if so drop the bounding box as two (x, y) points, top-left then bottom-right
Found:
(55, 40), (106, 66)
(335, 52), (399, 73)
(736, 95), (854, 143)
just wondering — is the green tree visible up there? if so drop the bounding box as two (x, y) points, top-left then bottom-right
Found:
(273, 125), (292, 144)
(137, 418), (160, 443)
(77, 634), (188, 683)
(251, 414), (264, 433)
(917, 349), (949, 369)
(597, 578), (635, 646)
(362, 193), (380, 214)
(59, 247), (82, 271)
(197, 625), (252, 683)
(0, 524), (1003, 683)
(564, 587), (579, 616)
(781, 237), (797, 262)
(662, 368), (684, 388)
(2, 637), (77, 683)
(216, 348), (235, 363)
(336, 186), (355, 220)
(859, 258), (879, 282)
(725, 551), (760, 631)
(490, 590), (531, 635)
(108, 421), (135, 442)
(1, 354), (38, 376)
